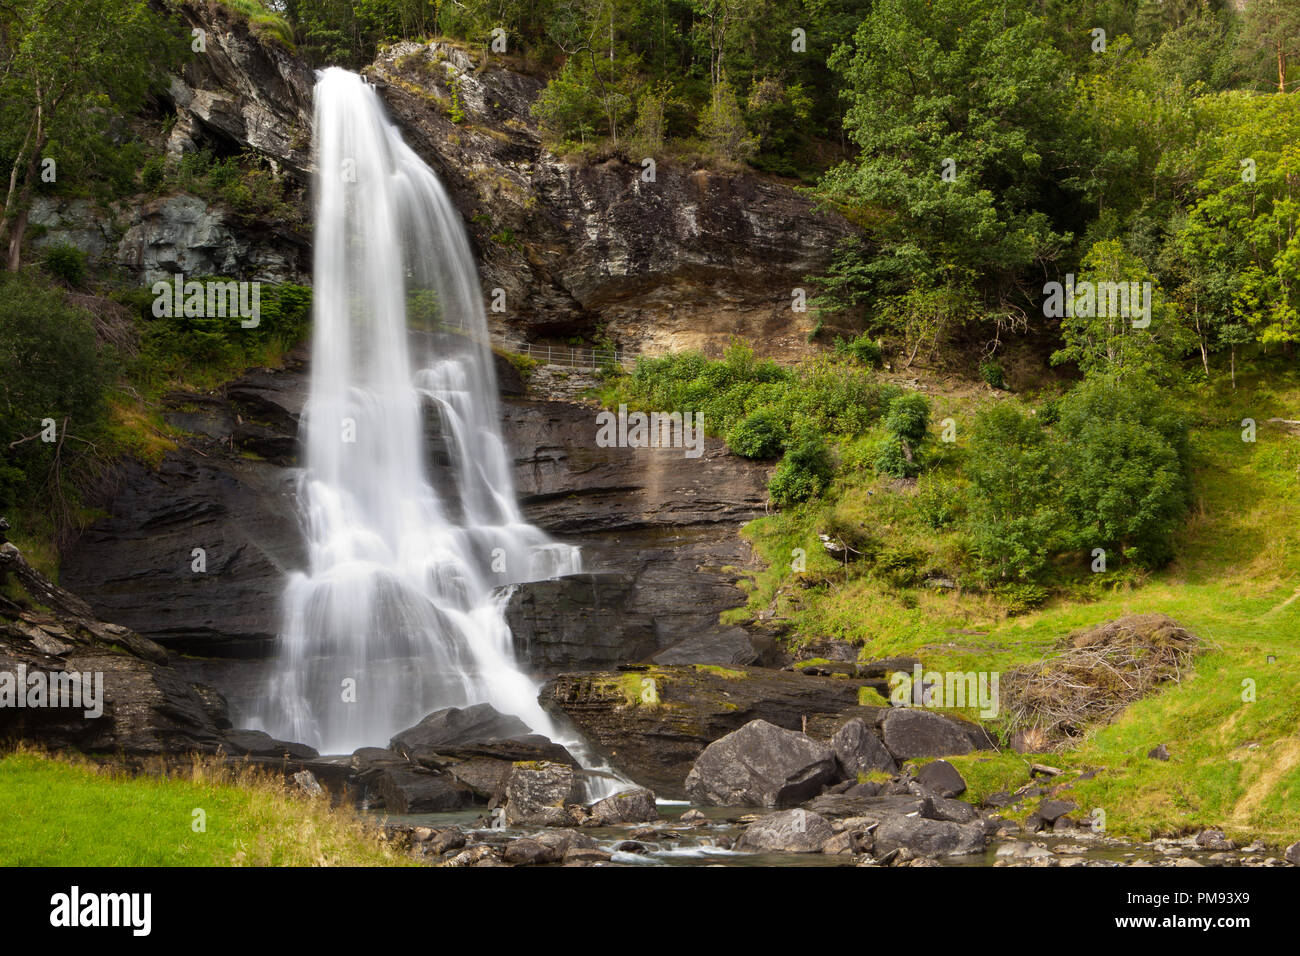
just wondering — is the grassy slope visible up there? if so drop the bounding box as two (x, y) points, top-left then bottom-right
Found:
(0, 751), (411, 866)
(733, 366), (1300, 843)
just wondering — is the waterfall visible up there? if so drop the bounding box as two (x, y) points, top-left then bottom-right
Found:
(255, 68), (584, 759)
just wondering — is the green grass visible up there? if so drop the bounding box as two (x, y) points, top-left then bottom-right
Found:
(731, 365), (1300, 843)
(0, 751), (412, 866)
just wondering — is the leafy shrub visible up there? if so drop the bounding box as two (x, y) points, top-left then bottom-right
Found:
(964, 401), (1061, 582)
(42, 243), (88, 287)
(834, 333), (883, 368)
(913, 474), (965, 529)
(0, 274), (111, 511)
(873, 546), (925, 589)
(1055, 374), (1190, 567)
(820, 510), (880, 558)
(979, 359), (1005, 389)
(726, 408), (787, 458)
(883, 393), (930, 445)
(994, 582), (1049, 615)
(141, 156), (165, 192)
(873, 433), (919, 478)
(769, 427), (835, 508)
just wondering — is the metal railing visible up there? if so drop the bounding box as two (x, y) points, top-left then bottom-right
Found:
(435, 315), (639, 370)
(507, 342), (631, 370)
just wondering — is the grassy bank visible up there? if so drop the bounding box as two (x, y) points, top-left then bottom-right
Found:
(0, 750), (410, 866)
(730, 365), (1300, 843)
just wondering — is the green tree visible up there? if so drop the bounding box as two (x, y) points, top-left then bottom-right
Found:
(965, 402), (1063, 582)
(0, 0), (176, 270)
(1056, 374), (1190, 568)
(818, 0), (1082, 316)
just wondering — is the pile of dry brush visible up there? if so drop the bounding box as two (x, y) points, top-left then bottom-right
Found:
(1002, 613), (1200, 749)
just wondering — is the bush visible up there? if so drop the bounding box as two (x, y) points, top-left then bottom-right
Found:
(769, 428), (835, 508)
(873, 433), (919, 478)
(141, 156), (165, 192)
(979, 359), (1005, 389)
(726, 408), (786, 459)
(883, 393), (930, 445)
(964, 401), (1062, 582)
(873, 546), (925, 589)
(42, 243), (88, 287)
(0, 274), (111, 512)
(834, 333), (883, 368)
(994, 582), (1049, 615)
(1055, 374), (1189, 567)
(914, 474), (965, 529)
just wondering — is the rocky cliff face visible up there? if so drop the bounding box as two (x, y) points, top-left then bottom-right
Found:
(37, 7), (852, 352)
(31, 3), (314, 285)
(369, 40), (853, 356)
(60, 355), (770, 677)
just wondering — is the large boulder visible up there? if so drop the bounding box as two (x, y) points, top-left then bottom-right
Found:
(831, 718), (897, 777)
(375, 767), (474, 813)
(390, 703), (531, 754)
(914, 759), (967, 798)
(879, 708), (994, 761)
(735, 809), (835, 854)
(388, 705), (578, 780)
(542, 665), (867, 798)
(588, 787), (659, 825)
(503, 761), (579, 826)
(685, 719), (838, 808)
(873, 816), (988, 859)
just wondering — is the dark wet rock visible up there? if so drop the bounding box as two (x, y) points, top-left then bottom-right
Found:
(375, 766), (474, 813)
(685, 719), (838, 808)
(1148, 743), (1171, 760)
(873, 816), (987, 859)
(503, 838), (557, 866)
(879, 708), (995, 761)
(425, 829), (467, 856)
(820, 828), (873, 856)
(914, 759), (967, 798)
(563, 846), (612, 865)
(983, 791), (1015, 809)
(735, 809), (835, 854)
(831, 717), (897, 777)
(803, 793), (931, 823)
(0, 541), (318, 760)
(541, 665), (865, 799)
(389, 699), (528, 753)
(441, 756), (513, 802)
(856, 657), (922, 679)
(613, 840), (650, 854)
(1037, 799), (1077, 823)
(506, 572), (657, 672)
(928, 797), (980, 824)
(1196, 830), (1237, 852)
(388, 703), (576, 769)
(218, 729), (317, 760)
(1285, 842), (1300, 865)
(589, 787), (659, 825)
(534, 829), (597, 857)
(503, 761), (578, 826)
(652, 628), (758, 668)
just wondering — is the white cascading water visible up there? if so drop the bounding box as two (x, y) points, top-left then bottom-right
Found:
(256, 68), (587, 761)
